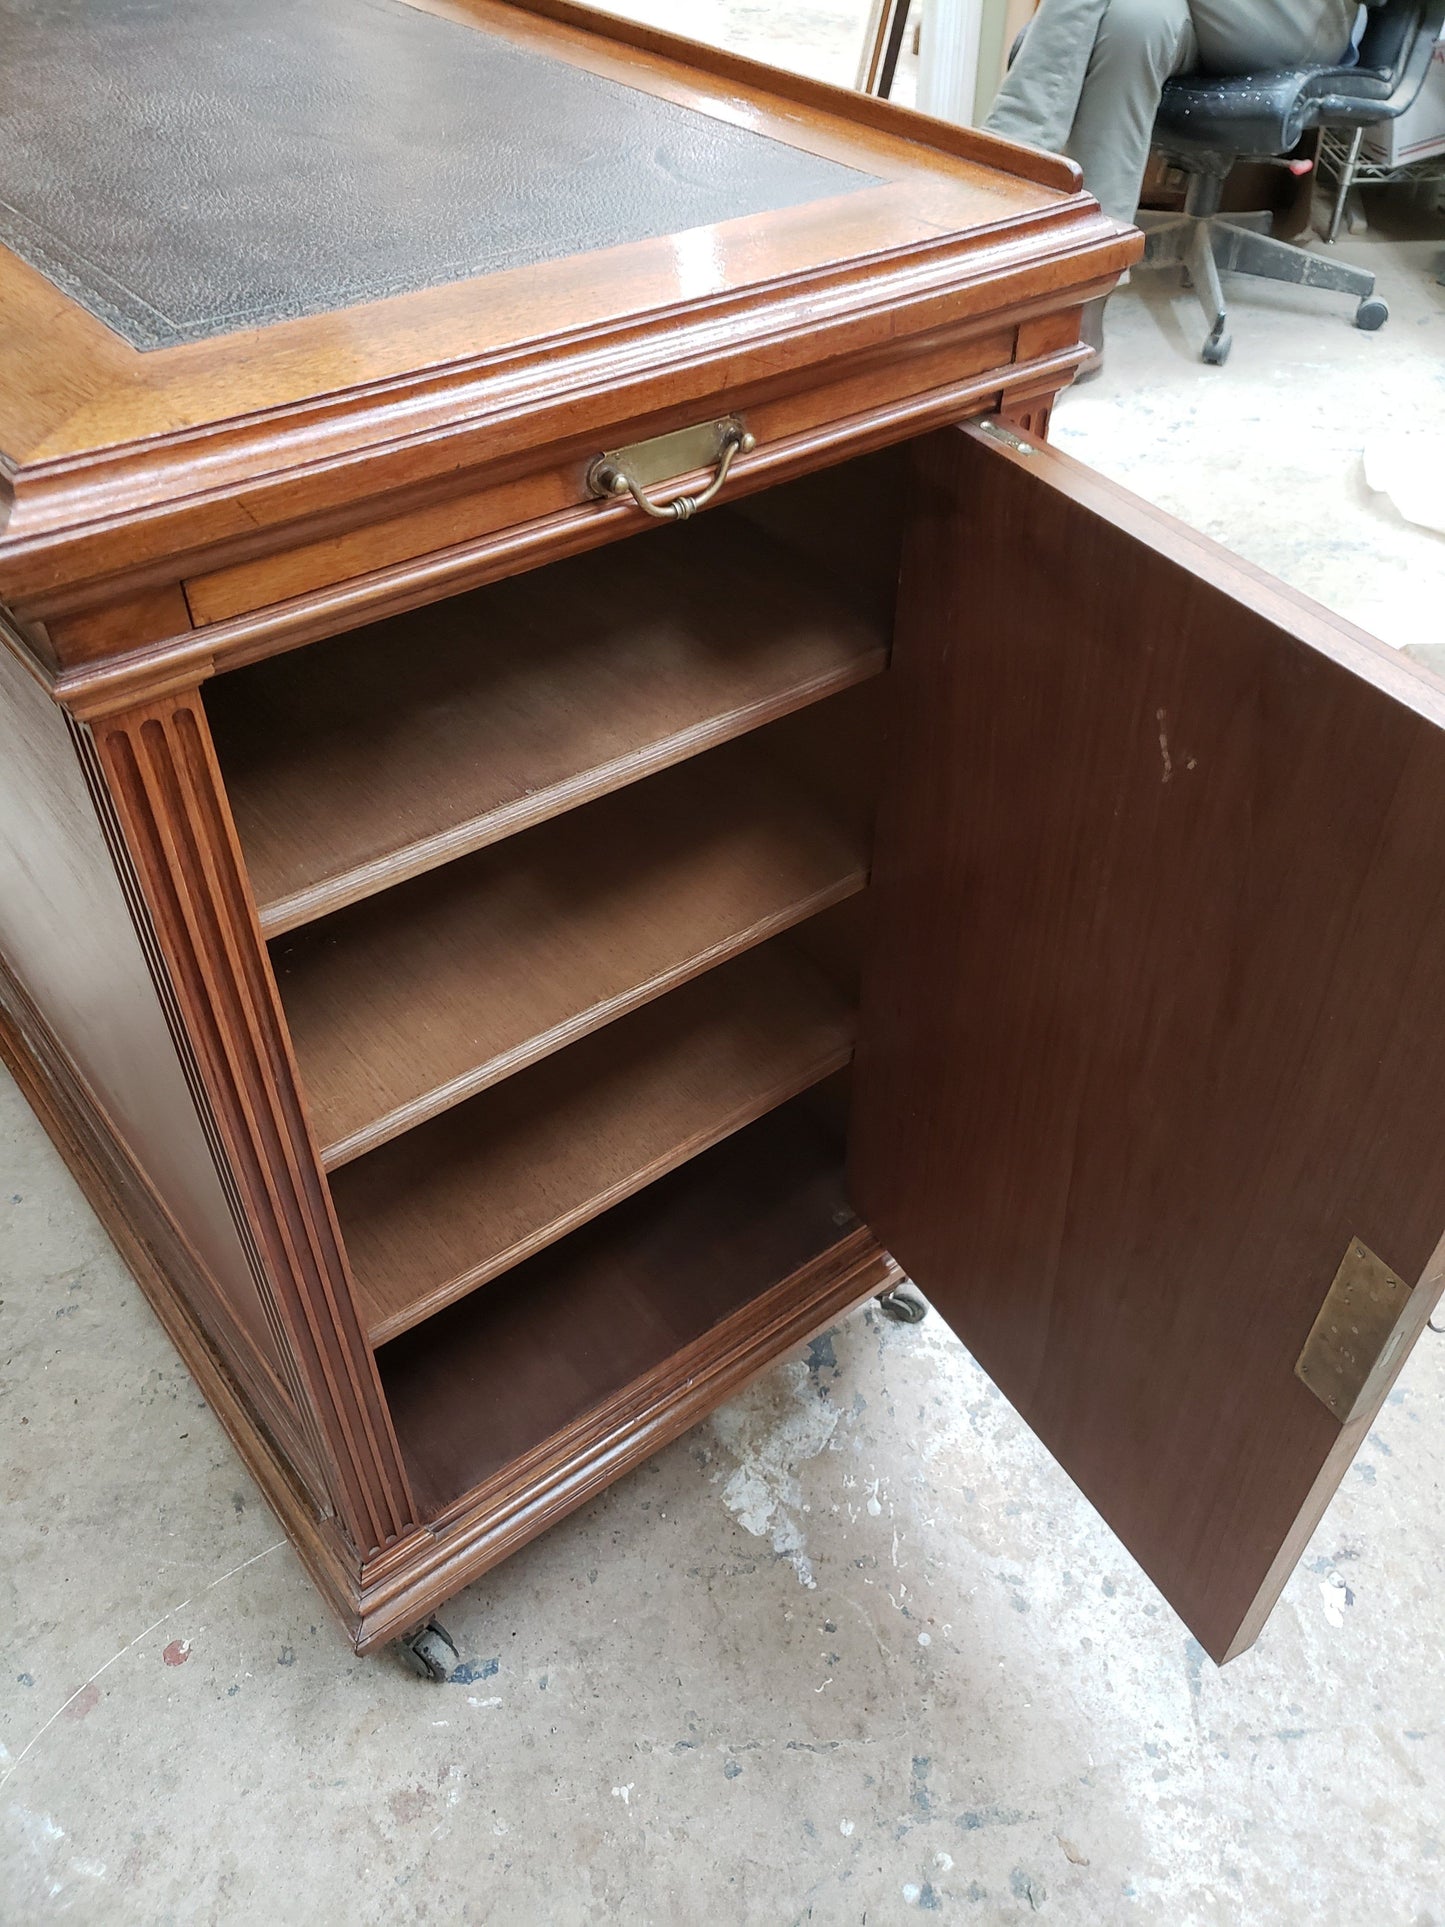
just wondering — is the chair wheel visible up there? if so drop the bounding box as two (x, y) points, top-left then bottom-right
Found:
(1355, 296), (1388, 331)
(395, 1618), (457, 1680)
(1201, 327), (1232, 366)
(876, 1283), (927, 1324)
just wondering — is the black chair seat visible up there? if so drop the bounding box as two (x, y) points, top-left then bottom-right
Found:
(1155, 65), (1397, 158)
(1157, 0), (1442, 157)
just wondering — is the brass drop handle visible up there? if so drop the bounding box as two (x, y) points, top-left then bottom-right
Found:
(588, 421), (756, 523)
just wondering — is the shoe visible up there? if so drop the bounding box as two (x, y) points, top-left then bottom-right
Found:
(1075, 296), (1106, 382)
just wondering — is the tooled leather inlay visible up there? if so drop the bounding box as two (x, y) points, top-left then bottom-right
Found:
(0, 0), (879, 351)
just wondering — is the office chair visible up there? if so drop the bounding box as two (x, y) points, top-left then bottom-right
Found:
(1144, 0), (1445, 362)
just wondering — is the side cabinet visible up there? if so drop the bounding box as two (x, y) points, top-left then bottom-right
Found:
(5, 418), (1441, 1664)
(1, 0), (1435, 1672)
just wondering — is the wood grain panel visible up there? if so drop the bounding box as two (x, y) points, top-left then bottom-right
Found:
(0, 951), (331, 1514)
(378, 1092), (861, 1516)
(208, 511), (886, 934)
(851, 423), (1445, 1663)
(334, 940), (855, 1342)
(274, 708), (870, 1166)
(89, 692), (417, 1555)
(0, 644), (285, 1381)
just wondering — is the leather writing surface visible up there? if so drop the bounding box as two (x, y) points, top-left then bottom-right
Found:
(0, 0), (878, 351)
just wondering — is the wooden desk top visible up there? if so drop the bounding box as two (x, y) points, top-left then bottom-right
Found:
(0, 0), (1137, 637)
(3, 0), (888, 353)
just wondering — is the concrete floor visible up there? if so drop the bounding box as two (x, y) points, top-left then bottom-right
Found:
(5, 12), (1445, 1923)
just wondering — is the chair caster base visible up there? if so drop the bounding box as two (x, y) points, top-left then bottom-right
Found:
(876, 1283), (927, 1324)
(1355, 296), (1388, 331)
(395, 1618), (458, 1680)
(1202, 325), (1232, 365)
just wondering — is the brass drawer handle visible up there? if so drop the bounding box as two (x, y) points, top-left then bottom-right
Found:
(587, 418), (755, 523)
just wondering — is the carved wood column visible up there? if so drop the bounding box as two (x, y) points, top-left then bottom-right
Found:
(86, 689), (416, 1557)
(1000, 310), (1086, 440)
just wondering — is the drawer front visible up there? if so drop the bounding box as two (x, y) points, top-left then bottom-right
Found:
(47, 309), (1086, 716)
(181, 315), (1075, 630)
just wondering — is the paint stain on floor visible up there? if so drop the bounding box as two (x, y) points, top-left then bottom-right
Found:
(710, 1359), (843, 1588)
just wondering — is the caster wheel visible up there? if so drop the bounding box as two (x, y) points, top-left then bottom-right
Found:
(395, 1618), (458, 1681)
(876, 1283), (927, 1325)
(1354, 296), (1388, 331)
(1201, 328), (1232, 366)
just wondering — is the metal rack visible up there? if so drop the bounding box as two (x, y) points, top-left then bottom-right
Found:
(1318, 125), (1445, 242)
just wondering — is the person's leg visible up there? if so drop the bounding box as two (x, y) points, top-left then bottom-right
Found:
(984, 0), (1112, 159)
(1187, 0), (1357, 74)
(1063, 0), (1196, 225)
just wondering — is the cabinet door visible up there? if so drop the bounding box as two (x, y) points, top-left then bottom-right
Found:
(850, 422), (1445, 1663)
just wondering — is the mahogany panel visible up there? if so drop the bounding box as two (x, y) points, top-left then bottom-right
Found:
(88, 692), (417, 1555)
(851, 424), (1445, 1664)
(274, 705), (871, 1167)
(727, 446), (908, 619)
(0, 643), (282, 1379)
(359, 1235), (893, 1646)
(208, 511), (886, 934)
(0, 953), (330, 1514)
(378, 1092), (859, 1516)
(42, 583), (195, 667)
(334, 938), (855, 1342)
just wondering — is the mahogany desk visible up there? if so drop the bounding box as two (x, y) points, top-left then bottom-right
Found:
(2, 0), (1440, 1672)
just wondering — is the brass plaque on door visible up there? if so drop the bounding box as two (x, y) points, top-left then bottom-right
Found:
(1295, 1240), (1414, 1425)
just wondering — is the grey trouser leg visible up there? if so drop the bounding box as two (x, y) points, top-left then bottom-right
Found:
(1063, 0), (1196, 225)
(985, 0), (1358, 226)
(985, 0), (1114, 164)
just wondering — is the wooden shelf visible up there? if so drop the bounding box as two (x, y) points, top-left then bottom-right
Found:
(274, 722), (868, 1167)
(207, 513), (887, 936)
(333, 940), (855, 1343)
(377, 1094), (858, 1516)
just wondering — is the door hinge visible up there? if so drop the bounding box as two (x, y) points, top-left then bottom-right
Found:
(976, 418), (1037, 456)
(1295, 1239), (1415, 1424)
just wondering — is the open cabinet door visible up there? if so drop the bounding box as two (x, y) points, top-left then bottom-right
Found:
(850, 422), (1445, 1663)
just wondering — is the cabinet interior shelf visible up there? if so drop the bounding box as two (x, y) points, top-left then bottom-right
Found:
(208, 511), (887, 937)
(333, 936), (855, 1343)
(376, 1092), (856, 1516)
(274, 713), (869, 1168)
